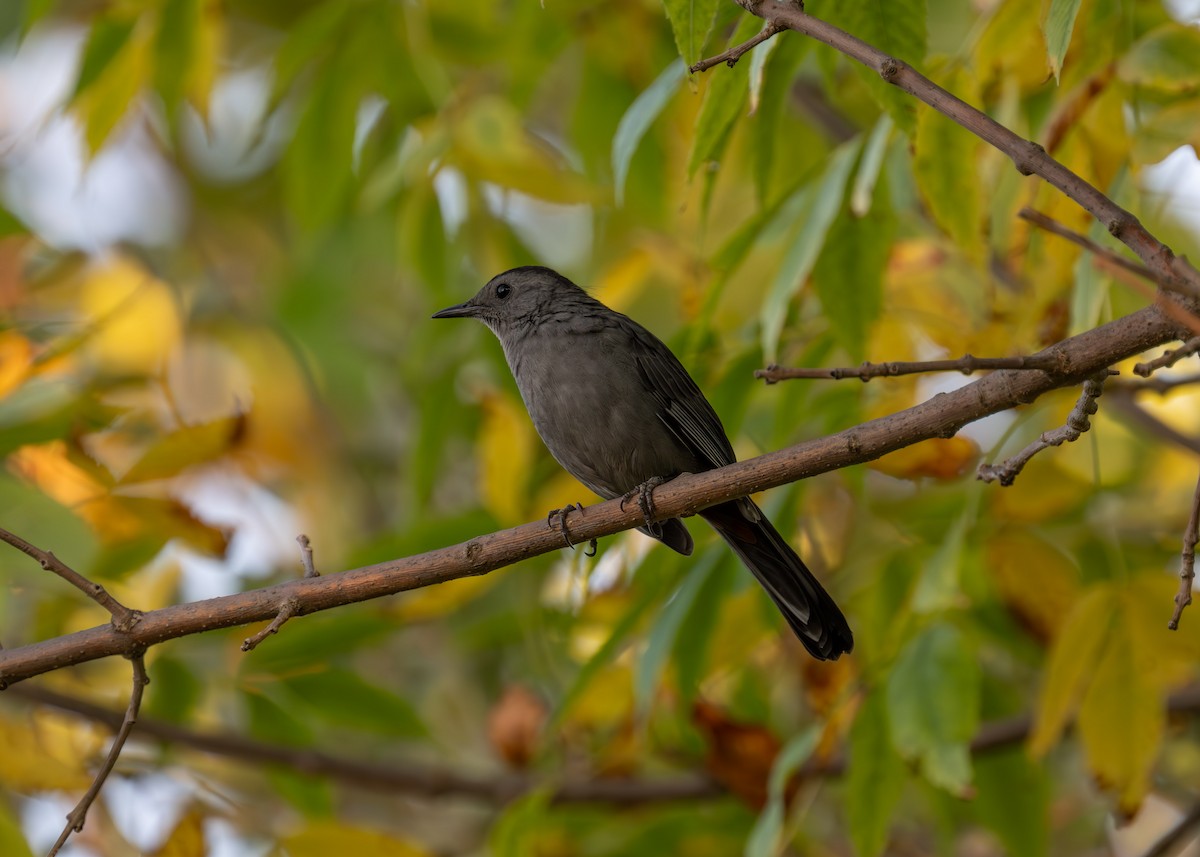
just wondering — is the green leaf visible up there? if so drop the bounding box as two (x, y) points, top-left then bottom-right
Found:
(750, 37), (807, 206)
(549, 573), (668, 731)
(686, 14), (762, 181)
(285, 669), (428, 738)
(747, 22), (781, 115)
(283, 50), (363, 230)
(489, 788), (554, 857)
(1042, 0), (1082, 82)
(817, 0), (925, 135)
(21, 0), (57, 37)
(71, 15), (137, 99)
(912, 66), (983, 259)
(811, 179), (894, 360)
(0, 800), (34, 857)
(613, 59), (686, 207)
(662, 0), (722, 68)
(746, 727), (821, 857)
(849, 113), (893, 216)
(153, 0), (201, 117)
(886, 622), (980, 795)
(142, 655), (203, 725)
(0, 377), (78, 457)
(760, 137), (862, 362)
(911, 500), (972, 613)
(240, 613), (398, 678)
(119, 415), (244, 484)
(974, 748), (1049, 857)
(635, 547), (719, 716)
(1029, 584), (1117, 755)
(1120, 23), (1200, 93)
(271, 0), (350, 105)
(672, 556), (733, 701)
(846, 692), (906, 857)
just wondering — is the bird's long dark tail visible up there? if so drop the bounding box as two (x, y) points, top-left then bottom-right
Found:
(700, 499), (853, 660)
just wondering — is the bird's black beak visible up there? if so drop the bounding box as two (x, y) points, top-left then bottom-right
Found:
(431, 301), (476, 319)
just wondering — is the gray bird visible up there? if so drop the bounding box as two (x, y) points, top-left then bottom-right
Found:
(433, 266), (852, 660)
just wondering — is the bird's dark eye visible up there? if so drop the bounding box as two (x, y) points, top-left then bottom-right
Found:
(495, 282), (511, 299)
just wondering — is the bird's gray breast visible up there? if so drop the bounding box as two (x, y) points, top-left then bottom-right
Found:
(499, 320), (700, 498)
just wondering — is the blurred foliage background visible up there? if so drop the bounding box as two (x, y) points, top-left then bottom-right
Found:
(1, 0), (1200, 855)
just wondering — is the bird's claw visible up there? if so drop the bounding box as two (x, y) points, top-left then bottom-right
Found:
(547, 502), (586, 550)
(620, 476), (666, 530)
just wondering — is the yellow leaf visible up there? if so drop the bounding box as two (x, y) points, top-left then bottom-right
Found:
(390, 575), (496, 622)
(1077, 612), (1162, 814)
(869, 436), (980, 481)
(8, 440), (108, 509)
(0, 711), (97, 791)
(79, 256), (182, 375)
(1030, 583), (1117, 756)
(986, 529), (1080, 643)
(990, 460), (1086, 524)
(119, 414), (245, 484)
(280, 821), (431, 857)
(150, 809), (206, 857)
(477, 391), (535, 525)
(0, 331), (34, 398)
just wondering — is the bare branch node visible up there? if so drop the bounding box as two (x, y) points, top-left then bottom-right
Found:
(242, 598), (302, 652)
(977, 371), (1113, 486)
(1169, 471), (1200, 631)
(47, 652), (148, 857)
(0, 527), (141, 632)
(689, 22), (783, 74)
(1134, 336), (1200, 378)
(296, 534), (320, 578)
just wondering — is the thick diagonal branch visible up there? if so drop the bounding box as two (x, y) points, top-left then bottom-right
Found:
(0, 303), (1182, 687)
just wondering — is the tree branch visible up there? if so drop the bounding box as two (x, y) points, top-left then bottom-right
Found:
(0, 526), (141, 632)
(1169, 470), (1200, 631)
(48, 653), (147, 857)
(707, 2), (1200, 301)
(755, 352), (1069, 383)
(688, 21), (783, 73)
(1019, 207), (1159, 286)
(977, 371), (1111, 486)
(0, 303), (1184, 687)
(1143, 801), (1200, 857)
(1135, 337), (1200, 377)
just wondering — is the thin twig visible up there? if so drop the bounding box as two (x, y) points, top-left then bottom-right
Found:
(1169, 471), (1200, 632)
(47, 652), (148, 857)
(1143, 801), (1200, 857)
(978, 371), (1113, 486)
(1135, 337), (1200, 377)
(689, 21), (783, 74)
(755, 353), (1068, 384)
(1020, 207), (1158, 285)
(1105, 389), (1200, 456)
(0, 526), (141, 632)
(1111, 373), (1200, 395)
(242, 598), (301, 652)
(296, 534), (319, 578)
